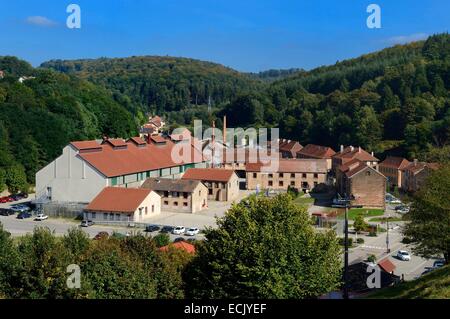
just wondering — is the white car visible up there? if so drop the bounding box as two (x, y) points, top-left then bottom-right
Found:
(34, 213), (48, 221)
(172, 226), (186, 235)
(397, 250), (411, 261)
(185, 227), (199, 236)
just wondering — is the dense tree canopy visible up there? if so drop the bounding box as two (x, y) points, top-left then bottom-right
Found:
(184, 194), (342, 298)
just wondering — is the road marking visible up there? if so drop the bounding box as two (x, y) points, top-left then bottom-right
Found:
(361, 245), (385, 250)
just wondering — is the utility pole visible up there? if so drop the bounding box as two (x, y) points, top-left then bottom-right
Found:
(343, 200), (349, 300)
(386, 213), (390, 253)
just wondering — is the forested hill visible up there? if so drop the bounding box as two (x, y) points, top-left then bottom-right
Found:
(41, 56), (264, 114)
(0, 57), (137, 190)
(221, 33), (449, 160)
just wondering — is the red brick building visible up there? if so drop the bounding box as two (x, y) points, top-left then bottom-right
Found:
(379, 156), (411, 190)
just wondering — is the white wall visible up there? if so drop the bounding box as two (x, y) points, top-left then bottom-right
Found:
(36, 145), (107, 203)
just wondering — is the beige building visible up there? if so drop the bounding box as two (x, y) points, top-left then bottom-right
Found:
(379, 156), (411, 190)
(337, 161), (386, 209)
(401, 160), (440, 192)
(246, 159), (328, 193)
(84, 187), (161, 222)
(182, 168), (240, 201)
(141, 178), (208, 213)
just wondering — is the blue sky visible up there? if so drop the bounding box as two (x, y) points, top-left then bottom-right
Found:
(0, 0), (448, 72)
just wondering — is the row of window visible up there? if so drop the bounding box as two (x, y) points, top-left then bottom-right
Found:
(252, 172), (320, 179)
(266, 181), (318, 188)
(163, 201), (189, 207)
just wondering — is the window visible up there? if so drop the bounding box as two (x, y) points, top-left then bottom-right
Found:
(111, 177), (118, 186)
(183, 202), (188, 207)
(279, 173), (284, 178)
(291, 173), (295, 178)
(103, 213), (108, 220)
(110, 213), (114, 221)
(302, 173), (307, 178)
(314, 173), (318, 179)
(174, 202), (178, 206)
(152, 205), (155, 213)
(268, 181), (273, 186)
(163, 201), (169, 205)
(91, 212), (96, 219)
(183, 192), (188, 199)
(199, 190), (201, 196)
(253, 173), (257, 178)
(291, 181), (295, 186)
(279, 181), (284, 187)
(164, 191), (169, 197)
(116, 214), (120, 221)
(366, 171), (371, 176)
(209, 189), (213, 195)
(268, 173), (273, 178)
(145, 207), (148, 215)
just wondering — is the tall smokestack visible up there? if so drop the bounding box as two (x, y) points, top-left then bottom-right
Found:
(212, 121), (215, 168)
(223, 115), (227, 145)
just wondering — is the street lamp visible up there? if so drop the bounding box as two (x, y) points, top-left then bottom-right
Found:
(340, 193), (356, 300)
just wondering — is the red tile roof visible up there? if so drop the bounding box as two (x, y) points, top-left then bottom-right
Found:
(149, 116), (163, 127)
(102, 139), (128, 148)
(297, 144), (336, 159)
(342, 161), (385, 179)
(402, 161), (440, 174)
(75, 139), (203, 177)
(70, 141), (102, 151)
(246, 159), (328, 173)
(159, 241), (196, 254)
(279, 139), (303, 155)
(182, 168), (235, 182)
(378, 258), (396, 274)
(150, 135), (167, 144)
(86, 187), (152, 213)
(127, 137), (146, 145)
(379, 156), (410, 170)
(333, 146), (379, 162)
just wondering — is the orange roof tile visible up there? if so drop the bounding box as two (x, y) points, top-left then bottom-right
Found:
(297, 144), (336, 159)
(378, 258), (396, 274)
(86, 187), (152, 213)
(182, 168), (235, 182)
(70, 140), (102, 150)
(159, 241), (196, 254)
(76, 138), (203, 177)
(379, 156), (411, 169)
(333, 146), (379, 162)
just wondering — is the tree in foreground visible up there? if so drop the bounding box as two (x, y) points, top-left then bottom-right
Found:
(353, 214), (369, 234)
(184, 194), (342, 298)
(403, 164), (450, 264)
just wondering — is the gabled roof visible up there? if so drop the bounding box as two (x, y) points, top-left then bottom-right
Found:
(297, 144), (336, 159)
(86, 187), (153, 213)
(102, 138), (128, 148)
(378, 258), (396, 274)
(149, 116), (163, 127)
(333, 146), (379, 162)
(150, 135), (167, 144)
(246, 159), (328, 173)
(127, 137), (147, 146)
(401, 161), (440, 174)
(74, 138), (203, 177)
(70, 141), (102, 151)
(379, 156), (411, 170)
(159, 241), (196, 254)
(344, 161), (385, 179)
(141, 178), (203, 193)
(182, 168), (235, 183)
(279, 139), (303, 154)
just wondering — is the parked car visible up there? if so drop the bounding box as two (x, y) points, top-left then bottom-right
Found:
(94, 232), (109, 240)
(80, 220), (94, 227)
(185, 227), (199, 236)
(35, 213), (48, 221)
(0, 197), (13, 203)
(174, 237), (185, 242)
(160, 226), (174, 233)
(10, 204), (30, 213)
(17, 211), (32, 219)
(397, 250), (411, 261)
(145, 224), (160, 232)
(0, 208), (15, 216)
(433, 260), (445, 268)
(172, 226), (186, 235)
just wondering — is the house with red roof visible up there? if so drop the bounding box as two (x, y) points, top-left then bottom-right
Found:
(35, 137), (206, 204)
(401, 160), (440, 192)
(159, 241), (196, 254)
(278, 139), (303, 158)
(336, 160), (386, 208)
(84, 187), (161, 222)
(182, 168), (239, 201)
(332, 145), (379, 175)
(379, 156), (411, 190)
(297, 144), (336, 170)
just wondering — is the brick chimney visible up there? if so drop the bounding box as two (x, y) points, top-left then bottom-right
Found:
(358, 146), (361, 153)
(340, 144), (344, 152)
(350, 145), (354, 152)
(414, 159), (418, 166)
(223, 115), (227, 145)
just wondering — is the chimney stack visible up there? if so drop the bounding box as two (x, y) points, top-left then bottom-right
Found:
(223, 115), (227, 145)
(358, 146), (361, 153)
(340, 145), (344, 152)
(350, 145), (354, 152)
(371, 151), (374, 156)
(414, 159), (418, 166)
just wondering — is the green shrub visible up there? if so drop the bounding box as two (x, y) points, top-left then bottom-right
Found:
(356, 238), (365, 244)
(367, 254), (376, 263)
(153, 233), (170, 248)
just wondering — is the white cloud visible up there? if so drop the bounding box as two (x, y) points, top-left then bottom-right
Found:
(386, 33), (428, 45)
(25, 16), (57, 27)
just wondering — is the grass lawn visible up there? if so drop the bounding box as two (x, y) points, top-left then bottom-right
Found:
(367, 265), (450, 299)
(337, 208), (384, 221)
(292, 195), (315, 206)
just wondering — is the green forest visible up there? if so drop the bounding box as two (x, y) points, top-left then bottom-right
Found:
(0, 33), (449, 190)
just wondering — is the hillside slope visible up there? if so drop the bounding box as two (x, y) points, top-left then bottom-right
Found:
(368, 265), (449, 299)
